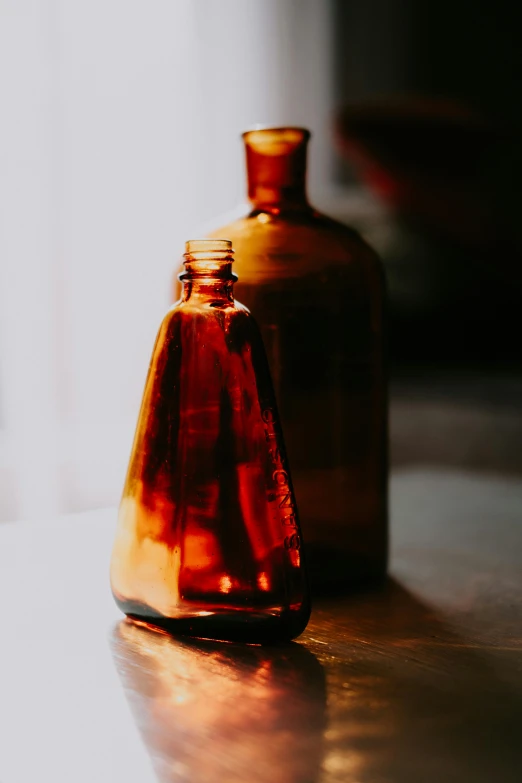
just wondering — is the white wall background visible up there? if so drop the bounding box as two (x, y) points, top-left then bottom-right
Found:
(0, 0), (335, 521)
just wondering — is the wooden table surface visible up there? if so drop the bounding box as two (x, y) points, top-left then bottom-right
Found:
(1, 468), (522, 783)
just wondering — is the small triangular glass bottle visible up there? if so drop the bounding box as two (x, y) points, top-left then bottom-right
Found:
(110, 240), (310, 643)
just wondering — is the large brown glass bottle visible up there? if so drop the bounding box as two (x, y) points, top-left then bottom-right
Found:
(207, 128), (388, 590)
(111, 240), (310, 643)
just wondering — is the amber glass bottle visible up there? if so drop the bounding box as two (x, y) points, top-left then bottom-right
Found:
(207, 128), (388, 590)
(111, 240), (310, 643)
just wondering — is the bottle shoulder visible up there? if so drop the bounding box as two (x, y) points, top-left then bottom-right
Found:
(152, 299), (263, 366)
(168, 298), (250, 315)
(208, 207), (385, 287)
(211, 204), (368, 240)
(158, 298), (253, 335)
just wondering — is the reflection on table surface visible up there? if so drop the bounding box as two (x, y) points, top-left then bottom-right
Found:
(112, 571), (522, 783)
(111, 621), (326, 783)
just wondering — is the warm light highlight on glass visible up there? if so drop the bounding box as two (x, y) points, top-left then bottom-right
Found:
(111, 239), (310, 643)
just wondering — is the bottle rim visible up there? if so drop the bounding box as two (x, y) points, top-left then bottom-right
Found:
(242, 126), (311, 144)
(184, 239), (233, 256)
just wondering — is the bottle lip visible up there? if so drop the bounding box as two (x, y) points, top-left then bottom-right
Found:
(184, 239), (233, 256)
(242, 126), (311, 149)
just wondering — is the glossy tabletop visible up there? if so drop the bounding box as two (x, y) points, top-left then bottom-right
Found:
(1, 468), (522, 782)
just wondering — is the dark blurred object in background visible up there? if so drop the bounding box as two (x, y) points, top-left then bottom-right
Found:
(332, 0), (522, 368)
(335, 97), (501, 248)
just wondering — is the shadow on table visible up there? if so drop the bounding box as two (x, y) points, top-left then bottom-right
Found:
(308, 577), (522, 783)
(110, 620), (327, 783)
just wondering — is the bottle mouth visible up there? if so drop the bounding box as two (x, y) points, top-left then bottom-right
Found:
(242, 126), (311, 155)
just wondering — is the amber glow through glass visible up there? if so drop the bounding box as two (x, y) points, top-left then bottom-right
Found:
(111, 239), (310, 643)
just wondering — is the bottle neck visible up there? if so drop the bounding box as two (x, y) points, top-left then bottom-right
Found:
(180, 240), (236, 304)
(243, 127), (311, 213)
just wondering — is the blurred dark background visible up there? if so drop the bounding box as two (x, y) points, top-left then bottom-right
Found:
(329, 0), (522, 475)
(333, 0), (522, 367)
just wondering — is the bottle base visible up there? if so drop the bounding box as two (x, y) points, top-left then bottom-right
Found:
(114, 596), (311, 645)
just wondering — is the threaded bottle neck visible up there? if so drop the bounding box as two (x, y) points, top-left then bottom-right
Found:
(243, 127), (310, 212)
(179, 240), (236, 303)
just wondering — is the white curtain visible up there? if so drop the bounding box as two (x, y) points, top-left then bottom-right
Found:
(0, 0), (334, 521)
